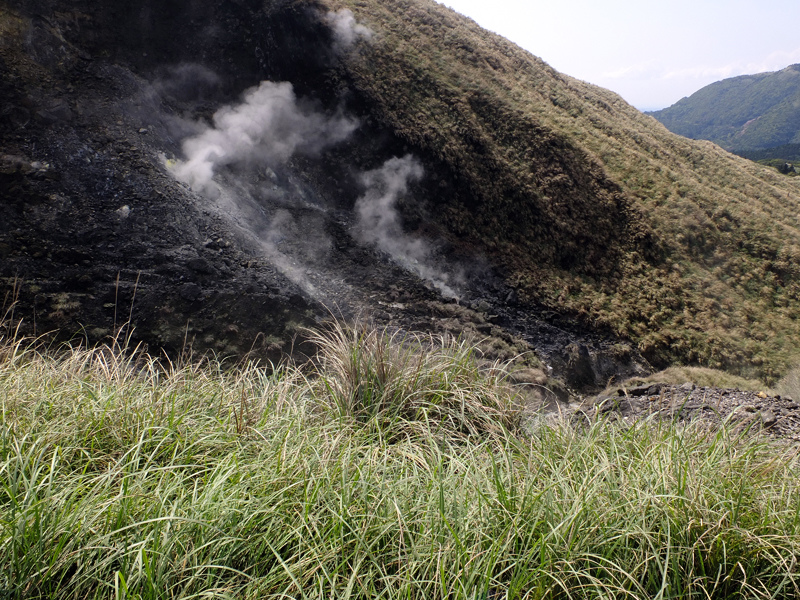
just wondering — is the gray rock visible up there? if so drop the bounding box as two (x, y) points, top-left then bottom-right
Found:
(36, 100), (74, 123)
(471, 299), (491, 313)
(760, 410), (777, 428)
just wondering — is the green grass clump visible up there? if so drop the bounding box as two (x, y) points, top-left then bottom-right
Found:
(306, 323), (519, 438)
(2, 325), (800, 598)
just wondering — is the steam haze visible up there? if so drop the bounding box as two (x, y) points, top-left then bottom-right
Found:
(166, 10), (461, 303)
(323, 9), (374, 52)
(355, 156), (460, 298)
(166, 77), (357, 298)
(172, 81), (358, 193)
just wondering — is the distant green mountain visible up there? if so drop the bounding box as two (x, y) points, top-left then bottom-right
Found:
(736, 144), (800, 162)
(648, 65), (800, 151)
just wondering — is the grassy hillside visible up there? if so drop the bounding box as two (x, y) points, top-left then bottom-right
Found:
(648, 65), (800, 150)
(3, 325), (800, 598)
(324, 0), (800, 382)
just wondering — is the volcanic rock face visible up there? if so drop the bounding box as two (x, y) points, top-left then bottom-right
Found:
(0, 0), (651, 391)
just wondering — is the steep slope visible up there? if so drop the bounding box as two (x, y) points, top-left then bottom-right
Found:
(648, 64), (800, 151)
(2, 0), (800, 385)
(325, 0), (800, 380)
(0, 0), (648, 391)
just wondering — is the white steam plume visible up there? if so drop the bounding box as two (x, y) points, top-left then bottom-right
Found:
(323, 9), (374, 52)
(165, 79), (357, 300)
(170, 81), (358, 192)
(354, 155), (459, 298)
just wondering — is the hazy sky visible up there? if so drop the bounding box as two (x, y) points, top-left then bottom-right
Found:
(437, 0), (800, 111)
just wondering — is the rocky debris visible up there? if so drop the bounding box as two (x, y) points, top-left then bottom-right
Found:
(496, 309), (652, 392)
(567, 384), (800, 442)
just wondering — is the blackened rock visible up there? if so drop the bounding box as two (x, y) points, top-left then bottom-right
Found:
(626, 384), (654, 397)
(564, 343), (595, 389)
(187, 257), (215, 274)
(179, 283), (202, 302)
(36, 101), (74, 124)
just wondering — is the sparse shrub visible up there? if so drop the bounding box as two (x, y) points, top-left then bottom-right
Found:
(306, 320), (520, 438)
(616, 365), (768, 392)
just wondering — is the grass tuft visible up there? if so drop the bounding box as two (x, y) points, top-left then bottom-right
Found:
(614, 366), (768, 393)
(776, 366), (800, 400)
(306, 320), (520, 439)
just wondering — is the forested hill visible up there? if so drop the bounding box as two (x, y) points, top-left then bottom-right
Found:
(648, 64), (800, 152)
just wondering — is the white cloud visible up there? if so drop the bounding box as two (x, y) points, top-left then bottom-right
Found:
(598, 47), (800, 108)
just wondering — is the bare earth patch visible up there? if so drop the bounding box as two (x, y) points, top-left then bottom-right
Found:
(566, 383), (800, 442)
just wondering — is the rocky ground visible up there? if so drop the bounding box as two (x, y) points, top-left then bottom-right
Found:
(532, 382), (800, 443)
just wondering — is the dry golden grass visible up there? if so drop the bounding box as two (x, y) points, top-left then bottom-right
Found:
(776, 365), (800, 400)
(612, 366), (768, 394)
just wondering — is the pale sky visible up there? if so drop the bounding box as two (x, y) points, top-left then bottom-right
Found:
(437, 0), (800, 111)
